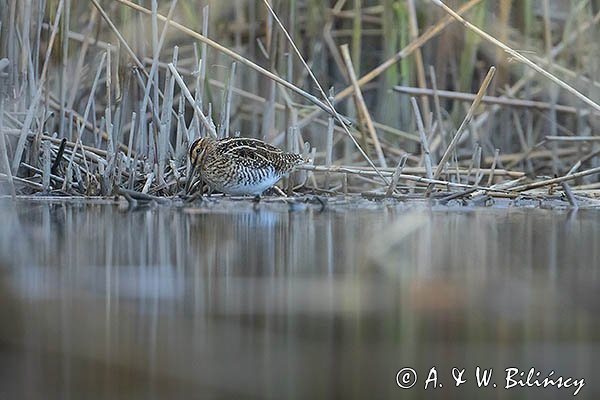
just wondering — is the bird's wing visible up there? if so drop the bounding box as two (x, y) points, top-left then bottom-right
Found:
(219, 137), (284, 155)
(222, 145), (275, 170)
(218, 138), (302, 173)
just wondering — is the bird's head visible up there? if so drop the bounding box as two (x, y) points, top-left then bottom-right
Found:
(186, 137), (215, 194)
(189, 137), (214, 167)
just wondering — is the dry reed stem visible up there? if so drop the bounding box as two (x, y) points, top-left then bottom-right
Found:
(66, 8), (98, 110)
(385, 154), (409, 196)
(393, 86), (594, 115)
(545, 136), (600, 142)
(324, 90), (335, 190)
(115, 0), (339, 120)
(291, 0), (483, 132)
(433, 66), (496, 180)
(90, 0), (145, 72)
(561, 181), (578, 209)
(0, 99), (15, 198)
(340, 44), (387, 168)
(323, 0), (350, 81)
(168, 63), (217, 138)
(195, 6), (209, 106)
(3, 0), (599, 204)
(406, 0), (431, 130)
(0, 173), (43, 190)
(487, 149), (500, 187)
(260, 0), (388, 182)
(512, 166), (600, 192)
(299, 164), (507, 192)
(410, 97), (433, 179)
(220, 62), (236, 138)
(11, 0), (64, 173)
(333, 165), (523, 178)
(429, 66), (447, 152)
(430, 0), (600, 114)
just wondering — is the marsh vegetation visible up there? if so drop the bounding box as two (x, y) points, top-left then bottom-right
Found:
(1, 1), (600, 206)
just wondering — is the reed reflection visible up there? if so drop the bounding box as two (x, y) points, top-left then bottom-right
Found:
(0, 200), (599, 399)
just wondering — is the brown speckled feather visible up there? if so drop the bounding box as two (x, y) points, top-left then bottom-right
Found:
(189, 137), (304, 195)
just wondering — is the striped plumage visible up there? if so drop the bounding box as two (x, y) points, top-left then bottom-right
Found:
(188, 137), (304, 196)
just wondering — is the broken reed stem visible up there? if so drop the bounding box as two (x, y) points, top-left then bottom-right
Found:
(410, 97), (433, 179)
(429, 66), (448, 150)
(168, 63), (217, 138)
(433, 66), (496, 180)
(473, 145), (483, 185)
(340, 44), (387, 168)
(386, 154), (409, 196)
(42, 140), (51, 191)
(561, 181), (578, 209)
(222, 62), (236, 138)
(487, 148), (500, 186)
(50, 138), (67, 175)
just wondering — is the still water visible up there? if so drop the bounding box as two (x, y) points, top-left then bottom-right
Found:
(0, 198), (599, 399)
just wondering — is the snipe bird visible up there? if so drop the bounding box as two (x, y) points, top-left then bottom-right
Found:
(188, 137), (305, 196)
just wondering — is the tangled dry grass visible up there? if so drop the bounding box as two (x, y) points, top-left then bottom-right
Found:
(2, 0), (600, 208)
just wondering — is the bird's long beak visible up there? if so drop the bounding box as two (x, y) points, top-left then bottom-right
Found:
(185, 163), (200, 194)
(185, 144), (207, 195)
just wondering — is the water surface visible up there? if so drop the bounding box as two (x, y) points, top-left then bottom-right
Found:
(0, 199), (598, 399)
